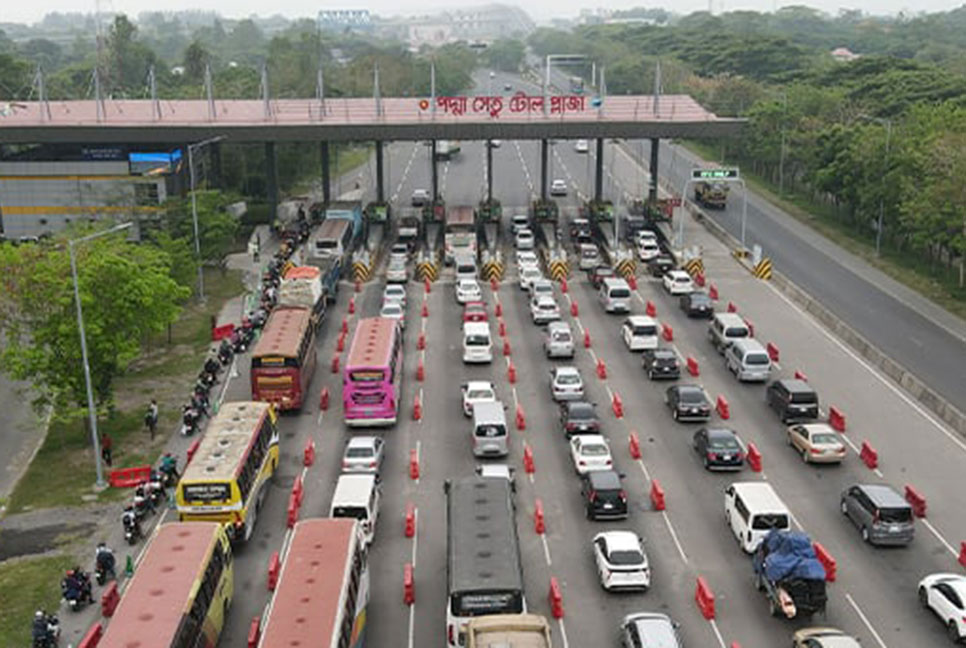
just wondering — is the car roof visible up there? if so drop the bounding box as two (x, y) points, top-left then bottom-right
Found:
(627, 315), (656, 326)
(587, 470), (621, 488)
(855, 484), (908, 507)
(575, 434), (607, 445)
(465, 380), (494, 392)
(652, 348), (676, 357)
(934, 574), (966, 596)
(535, 295), (557, 305)
(675, 384), (705, 394)
(688, 290), (711, 299)
(556, 366), (580, 376)
(547, 321), (571, 331)
(346, 436), (380, 448)
(624, 613), (679, 647)
(796, 423), (835, 436)
(567, 400), (595, 412)
(705, 427), (738, 440)
(668, 269), (690, 278)
(778, 378), (815, 393)
(597, 530), (641, 552)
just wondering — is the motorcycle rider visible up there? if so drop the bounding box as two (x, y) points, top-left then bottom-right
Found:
(32, 610), (58, 647)
(159, 452), (179, 484)
(95, 542), (116, 583)
(122, 504), (142, 542)
(62, 568), (92, 606)
(203, 353), (221, 378)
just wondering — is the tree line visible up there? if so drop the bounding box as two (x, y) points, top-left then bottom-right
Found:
(527, 8), (966, 289)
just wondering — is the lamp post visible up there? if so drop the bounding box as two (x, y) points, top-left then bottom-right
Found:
(69, 221), (133, 489)
(858, 115), (892, 256)
(777, 91), (787, 197)
(187, 135), (226, 302)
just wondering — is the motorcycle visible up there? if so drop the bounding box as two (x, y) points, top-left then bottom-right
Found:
(61, 571), (93, 611)
(122, 509), (142, 545)
(94, 549), (116, 586)
(180, 404), (202, 436)
(198, 368), (216, 389)
(132, 486), (154, 520)
(217, 340), (233, 366)
(32, 612), (60, 648)
(231, 327), (251, 354)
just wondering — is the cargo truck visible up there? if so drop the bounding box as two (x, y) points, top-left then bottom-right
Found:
(753, 530), (828, 619)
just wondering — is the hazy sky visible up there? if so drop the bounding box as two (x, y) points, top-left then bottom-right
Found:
(2, 0), (959, 26)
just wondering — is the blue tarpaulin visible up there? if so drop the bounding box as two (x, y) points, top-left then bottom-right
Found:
(761, 530), (827, 582)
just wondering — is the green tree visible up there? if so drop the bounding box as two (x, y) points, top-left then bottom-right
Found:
(105, 14), (158, 96)
(0, 51), (30, 99)
(485, 39), (525, 73)
(183, 40), (210, 83)
(161, 190), (240, 268)
(0, 231), (189, 412)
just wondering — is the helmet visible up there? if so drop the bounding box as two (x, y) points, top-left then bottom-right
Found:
(35, 610), (44, 619)
(97, 542), (106, 549)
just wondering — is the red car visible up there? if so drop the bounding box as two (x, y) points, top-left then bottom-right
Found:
(463, 301), (488, 323)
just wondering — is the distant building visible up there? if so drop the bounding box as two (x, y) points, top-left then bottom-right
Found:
(380, 4), (534, 49)
(831, 47), (860, 62)
(318, 9), (373, 33)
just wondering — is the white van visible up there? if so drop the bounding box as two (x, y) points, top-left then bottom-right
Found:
(708, 312), (751, 353)
(330, 473), (381, 547)
(455, 254), (477, 281)
(463, 322), (493, 364)
(472, 401), (508, 458)
(724, 482), (791, 553)
(579, 244), (600, 270)
(725, 338), (772, 382)
(599, 277), (631, 313)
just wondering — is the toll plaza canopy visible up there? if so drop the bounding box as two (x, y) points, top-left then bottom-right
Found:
(0, 93), (743, 144)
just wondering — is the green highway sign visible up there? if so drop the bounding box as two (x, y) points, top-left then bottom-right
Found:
(691, 168), (740, 180)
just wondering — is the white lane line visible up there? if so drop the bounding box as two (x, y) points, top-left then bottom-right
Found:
(708, 620), (728, 648)
(316, 409), (325, 427)
(846, 592), (889, 648)
(603, 383), (614, 400)
(633, 290), (646, 305)
(873, 467), (884, 479)
(921, 518), (959, 558)
(411, 507), (420, 568)
(572, 317), (585, 336)
(415, 440), (421, 484)
(763, 278), (966, 455)
(540, 534), (553, 566)
(557, 619), (570, 648)
(636, 459), (651, 481)
(587, 348), (599, 364)
(513, 141), (536, 196)
(390, 144), (419, 203)
(512, 386), (519, 409)
(661, 510), (689, 564)
(216, 356), (236, 406)
(407, 604), (416, 648)
(441, 160), (451, 195)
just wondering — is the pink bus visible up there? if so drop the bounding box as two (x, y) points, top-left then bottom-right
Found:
(343, 317), (404, 426)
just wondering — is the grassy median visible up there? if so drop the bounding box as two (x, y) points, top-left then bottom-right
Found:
(5, 268), (244, 514)
(0, 554), (76, 646)
(683, 140), (966, 322)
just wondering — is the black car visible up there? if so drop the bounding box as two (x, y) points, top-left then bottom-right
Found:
(580, 470), (628, 520)
(569, 218), (591, 239)
(680, 291), (714, 318)
(574, 233), (594, 252)
(642, 348), (680, 380)
(647, 255), (675, 277)
(692, 428), (745, 470)
(766, 379), (819, 422)
(560, 400), (601, 436)
(665, 384), (712, 422)
(588, 266), (617, 289)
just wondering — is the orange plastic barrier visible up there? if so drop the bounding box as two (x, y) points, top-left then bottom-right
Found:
(548, 577), (564, 619)
(904, 484), (927, 518)
(716, 395), (730, 420)
(247, 617), (261, 648)
(77, 623), (103, 648)
(829, 406), (846, 432)
(747, 442), (762, 473)
(661, 323), (674, 342)
(812, 541), (837, 582)
(628, 432), (642, 460)
(534, 498), (545, 534)
(650, 479), (666, 511)
(695, 577), (716, 620)
(186, 439), (201, 466)
(409, 449), (420, 480)
(211, 323), (235, 342)
(709, 283), (719, 300)
(303, 439), (315, 467)
(612, 392), (624, 419)
(687, 356), (700, 376)
(267, 551), (280, 591)
(860, 441), (878, 470)
(405, 502), (416, 538)
(645, 300), (656, 317)
(403, 563), (415, 605)
(766, 342), (780, 362)
(596, 358), (607, 379)
(413, 394), (422, 421)
(108, 465), (151, 488)
(319, 387), (330, 411)
(523, 444), (535, 474)
(100, 581), (120, 617)
(570, 301), (579, 316)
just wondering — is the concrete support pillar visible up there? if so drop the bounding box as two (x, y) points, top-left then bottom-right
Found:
(375, 140), (385, 203)
(595, 138), (604, 202)
(486, 140), (494, 203)
(540, 139), (549, 202)
(320, 141), (331, 205)
(265, 141), (278, 221)
(431, 140), (439, 202)
(649, 137), (660, 203)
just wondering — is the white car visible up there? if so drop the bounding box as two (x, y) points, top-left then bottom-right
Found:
(570, 434), (613, 474)
(621, 316), (659, 351)
(530, 279), (554, 299)
(379, 300), (405, 329)
(519, 266), (543, 291)
(455, 278), (482, 304)
(389, 243), (409, 262)
(516, 250), (539, 268)
(386, 259), (408, 283)
(515, 228), (535, 250)
(662, 269), (694, 295)
(635, 229), (657, 246)
(382, 284), (407, 307)
(411, 189), (430, 206)
(919, 573), (966, 642)
(550, 179), (568, 196)
(550, 366), (584, 401)
(489, 139), (502, 148)
(637, 239), (660, 261)
(342, 436), (385, 474)
(462, 380), (497, 417)
(575, 139), (589, 153)
(592, 531), (650, 591)
(511, 213), (530, 236)
(530, 295), (561, 325)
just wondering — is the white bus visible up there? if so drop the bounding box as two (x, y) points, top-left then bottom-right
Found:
(445, 477), (525, 647)
(310, 219), (354, 264)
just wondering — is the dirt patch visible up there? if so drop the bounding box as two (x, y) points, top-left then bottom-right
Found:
(0, 522), (95, 561)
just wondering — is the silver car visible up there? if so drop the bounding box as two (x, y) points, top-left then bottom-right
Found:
(550, 366), (584, 401)
(386, 259), (408, 283)
(341, 436), (385, 473)
(380, 300), (406, 329)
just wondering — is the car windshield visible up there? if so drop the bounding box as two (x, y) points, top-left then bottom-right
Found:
(467, 389), (494, 400)
(538, 302), (557, 311)
(524, 269), (542, 278)
(679, 389), (706, 404)
(746, 353), (770, 366)
(655, 351), (676, 361)
(381, 305), (401, 316)
(751, 513), (789, 530)
(475, 425), (506, 438)
(632, 325), (656, 335)
(610, 289), (631, 298)
(690, 293), (711, 305)
(608, 549), (643, 566)
(557, 373), (580, 385)
(553, 332), (571, 342)
(570, 405), (594, 419)
(811, 433), (839, 445)
(790, 392), (817, 404)
(880, 507), (913, 523)
(708, 436), (740, 450)
(346, 447), (374, 458)
(466, 335), (489, 346)
(581, 443), (609, 456)
(332, 506), (368, 521)
(725, 327), (749, 338)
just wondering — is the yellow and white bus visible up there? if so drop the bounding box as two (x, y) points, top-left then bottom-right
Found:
(99, 522), (233, 648)
(176, 401), (279, 542)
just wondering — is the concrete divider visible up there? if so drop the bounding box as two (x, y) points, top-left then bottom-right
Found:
(860, 441), (878, 470)
(403, 563), (415, 606)
(267, 551), (280, 590)
(247, 617), (261, 648)
(100, 581), (120, 617)
(650, 479), (666, 511)
(548, 577), (564, 619)
(695, 577), (716, 620)
(904, 484), (927, 518)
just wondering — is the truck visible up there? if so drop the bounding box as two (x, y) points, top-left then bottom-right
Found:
(436, 140), (462, 161)
(397, 211), (422, 250)
(752, 530), (828, 619)
(325, 199), (364, 241)
(531, 199), (559, 223)
(466, 614), (552, 648)
(278, 266), (326, 331)
(694, 181), (729, 209)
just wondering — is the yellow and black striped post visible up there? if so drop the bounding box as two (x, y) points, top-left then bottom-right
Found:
(753, 257), (773, 280)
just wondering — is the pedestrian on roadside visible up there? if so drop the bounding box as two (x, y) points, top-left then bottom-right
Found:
(145, 399), (159, 440)
(100, 432), (112, 467)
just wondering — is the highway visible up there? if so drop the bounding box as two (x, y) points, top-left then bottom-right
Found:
(209, 78), (966, 646)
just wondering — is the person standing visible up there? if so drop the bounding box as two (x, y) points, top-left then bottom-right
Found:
(145, 399), (159, 440)
(100, 432), (112, 467)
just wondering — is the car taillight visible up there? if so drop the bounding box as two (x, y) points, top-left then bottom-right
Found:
(342, 461), (350, 468)
(810, 447), (823, 454)
(619, 490), (627, 501)
(368, 461), (377, 467)
(605, 459), (612, 465)
(707, 451), (717, 460)
(589, 490), (597, 502)
(448, 625), (454, 644)
(579, 460), (586, 466)
(566, 423), (577, 431)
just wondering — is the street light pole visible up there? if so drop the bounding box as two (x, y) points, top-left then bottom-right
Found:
(858, 115), (892, 256)
(187, 135), (226, 302)
(778, 92), (787, 197)
(69, 221), (133, 489)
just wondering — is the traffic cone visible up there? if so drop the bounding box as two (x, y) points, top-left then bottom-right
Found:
(125, 555), (134, 577)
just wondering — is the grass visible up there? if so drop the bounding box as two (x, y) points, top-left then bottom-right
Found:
(0, 554), (75, 647)
(291, 146), (372, 196)
(5, 267), (244, 514)
(682, 140), (966, 322)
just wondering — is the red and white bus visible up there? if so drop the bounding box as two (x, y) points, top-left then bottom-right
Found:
(444, 206), (477, 265)
(251, 307), (317, 411)
(258, 519), (369, 648)
(343, 317), (403, 426)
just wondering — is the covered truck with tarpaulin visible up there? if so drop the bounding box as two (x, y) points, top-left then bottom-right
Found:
(752, 529), (828, 619)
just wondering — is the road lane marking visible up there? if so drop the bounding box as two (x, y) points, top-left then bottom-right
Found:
(846, 592), (889, 648)
(557, 619), (570, 648)
(636, 459), (651, 481)
(707, 620), (728, 648)
(407, 604), (415, 648)
(411, 507), (419, 568)
(540, 534), (553, 566)
(661, 510), (689, 564)
(389, 144), (419, 203)
(921, 518), (958, 558)
(414, 440), (421, 484)
(217, 356), (236, 407)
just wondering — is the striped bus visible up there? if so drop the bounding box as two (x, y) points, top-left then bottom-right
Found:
(258, 518), (369, 648)
(176, 402), (279, 543)
(343, 317), (404, 427)
(251, 306), (318, 411)
(99, 522), (233, 648)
